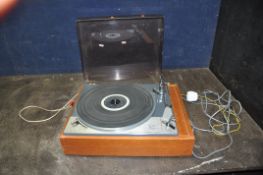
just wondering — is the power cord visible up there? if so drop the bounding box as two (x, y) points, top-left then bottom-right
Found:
(18, 93), (79, 123)
(184, 90), (242, 159)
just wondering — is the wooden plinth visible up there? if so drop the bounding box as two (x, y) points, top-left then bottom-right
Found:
(60, 84), (195, 156)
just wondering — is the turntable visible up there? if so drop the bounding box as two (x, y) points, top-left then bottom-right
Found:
(60, 16), (194, 156)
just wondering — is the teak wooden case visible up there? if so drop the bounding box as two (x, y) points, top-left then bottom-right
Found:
(60, 84), (195, 156)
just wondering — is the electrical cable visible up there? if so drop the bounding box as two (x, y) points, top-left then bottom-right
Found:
(18, 93), (79, 123)
(192, 134), (233, 159)
(184, 89), (242, 159)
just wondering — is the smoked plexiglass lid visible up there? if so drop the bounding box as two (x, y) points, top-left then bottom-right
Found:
(77, 15), (163, 83)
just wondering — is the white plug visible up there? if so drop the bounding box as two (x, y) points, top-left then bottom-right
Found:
(186, 91), (198, 102)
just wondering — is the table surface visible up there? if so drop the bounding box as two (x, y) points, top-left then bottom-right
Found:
(0, 68), (262, 175)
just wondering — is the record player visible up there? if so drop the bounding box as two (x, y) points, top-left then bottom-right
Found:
(60, 16), (194, 156)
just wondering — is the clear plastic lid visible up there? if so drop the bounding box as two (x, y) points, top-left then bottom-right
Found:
(77, 16), (163, 83)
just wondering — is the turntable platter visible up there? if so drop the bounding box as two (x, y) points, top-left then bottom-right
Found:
(76, 84), (155, 130)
